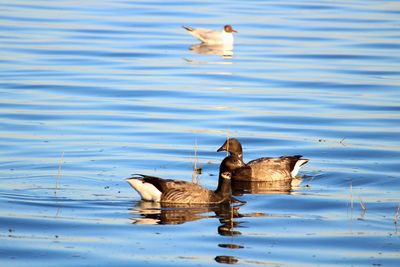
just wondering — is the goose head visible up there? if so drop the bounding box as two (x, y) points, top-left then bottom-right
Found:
(217, 138), (243, 158)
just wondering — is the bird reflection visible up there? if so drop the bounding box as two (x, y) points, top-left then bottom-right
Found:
(232, 177), (302, 196)
(214, 255), (239, 264)
(189, 43), (234, 58)
(130, 186), (301, 265)
(129, 201), (244, 227)
(217, 204), (243, 237)
(130, 201), (211, 225)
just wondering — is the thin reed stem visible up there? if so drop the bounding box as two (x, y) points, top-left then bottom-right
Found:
(55, 151), (64, 195)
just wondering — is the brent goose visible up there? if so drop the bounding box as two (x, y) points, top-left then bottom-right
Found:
(127, 157), (232, 204)
(183, 25), (237, 45)
(217, 138), (308, 181)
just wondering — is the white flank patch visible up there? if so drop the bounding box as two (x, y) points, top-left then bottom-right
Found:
(291, 159), (308, 177)
(127, 179), (162, 202)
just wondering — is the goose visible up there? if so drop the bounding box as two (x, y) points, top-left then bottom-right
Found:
(217, 138), (309, 181)
(183, 25), (237, 45)
(127, 158), (232, 204)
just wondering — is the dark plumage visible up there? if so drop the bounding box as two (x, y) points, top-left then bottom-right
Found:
(217, 138), (309, 181)
(127, 158), (232, 204)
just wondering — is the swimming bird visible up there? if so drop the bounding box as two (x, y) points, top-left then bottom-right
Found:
(183, 25), (237, 45)
(126, 158), (232, 204)
(217, 138), (309, 181)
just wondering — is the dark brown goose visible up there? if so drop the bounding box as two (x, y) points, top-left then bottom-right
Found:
(217, 138), (309, 181)
(127, 158), (232, 204)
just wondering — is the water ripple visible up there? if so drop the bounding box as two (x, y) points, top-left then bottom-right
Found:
(1, 0), (400, 266)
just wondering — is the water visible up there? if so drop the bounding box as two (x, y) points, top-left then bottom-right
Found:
(1, 0), (400, 266)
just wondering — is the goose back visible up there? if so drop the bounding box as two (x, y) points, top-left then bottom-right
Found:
(162, 187), (217, 204)
(128, 157), (233, 204)
(140, 174), (193, 192)
(217, 138), (309, 181)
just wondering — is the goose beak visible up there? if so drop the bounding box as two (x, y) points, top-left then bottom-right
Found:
(217, 142), (227, 152)
(126, 174), (143, 180)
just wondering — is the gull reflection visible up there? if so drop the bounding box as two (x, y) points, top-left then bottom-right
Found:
(189, 43), (234, 58)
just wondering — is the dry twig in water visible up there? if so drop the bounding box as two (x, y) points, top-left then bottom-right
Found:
(339, 137), (347, 146)
(359, 197), (366, 211)
(394, 204), (400, 225)
(55, 151), (64, 195)
(192, 139), (201, 184)
(358, 196), (366, 220)
(349, 182), (354, 210)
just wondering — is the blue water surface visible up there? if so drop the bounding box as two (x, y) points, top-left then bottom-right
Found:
(1, 0), (400, 266)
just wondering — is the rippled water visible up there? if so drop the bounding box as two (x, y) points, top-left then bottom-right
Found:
(1, 0), (400, 266)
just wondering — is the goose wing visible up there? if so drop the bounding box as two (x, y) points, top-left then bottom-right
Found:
(162, 185), (214, 204)
(246, 156), (308, 180)
(245, 157), (292, 181)
(194, 29), (221, 42)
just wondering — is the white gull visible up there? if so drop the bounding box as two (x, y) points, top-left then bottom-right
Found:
(183, 25), (237, 46)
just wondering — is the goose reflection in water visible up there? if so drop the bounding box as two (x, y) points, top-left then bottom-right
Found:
(129, 201), (243, 226)
(232, 177), (303, 196)
(130, 201), (244, 264)
(129, 182), (299, 265)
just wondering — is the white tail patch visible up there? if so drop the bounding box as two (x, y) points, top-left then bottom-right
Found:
(127, 179), (162, 202)
(291, 159), (308, 177)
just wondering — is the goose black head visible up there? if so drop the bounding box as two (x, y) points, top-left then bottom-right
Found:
(217, 138), (243, 157)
